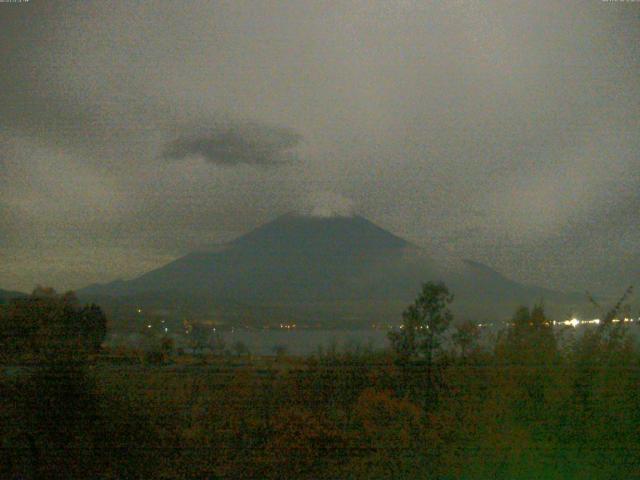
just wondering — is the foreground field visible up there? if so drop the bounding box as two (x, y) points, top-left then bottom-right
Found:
(2, 287), (639, 478)
(2, 345), (640, 479)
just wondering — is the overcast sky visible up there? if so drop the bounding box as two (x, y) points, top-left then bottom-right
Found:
(1, 1), (639, 294)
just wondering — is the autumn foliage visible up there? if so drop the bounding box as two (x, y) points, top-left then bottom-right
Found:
(1, 284), (640, 478)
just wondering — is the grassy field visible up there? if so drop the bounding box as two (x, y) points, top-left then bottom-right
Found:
(3, 341), (640, 479)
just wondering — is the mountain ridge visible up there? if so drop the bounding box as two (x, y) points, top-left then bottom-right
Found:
(79, 213), (588, 324)
(0, 288), (27, 304)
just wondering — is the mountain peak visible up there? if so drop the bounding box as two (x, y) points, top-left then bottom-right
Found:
(231, 212), (411, 253)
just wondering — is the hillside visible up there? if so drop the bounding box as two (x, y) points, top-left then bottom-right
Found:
(0, 288), (27, 304)
(80, 213), (588, 326)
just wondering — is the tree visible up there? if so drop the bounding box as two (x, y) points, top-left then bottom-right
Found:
(189, 323), (211, 355)
(573, 287), (635, 412)
(498, 304), (556, 364)
(0, 288), (107, 362)
(388, 281), (454, 365)
(161, 336), (175, 358)
(79, 304), (107, 353)
(211, 330), (227, 355)
(388, 282), (454, 406)
(0, 288), (110, 477)
(452, 320), (480, 359)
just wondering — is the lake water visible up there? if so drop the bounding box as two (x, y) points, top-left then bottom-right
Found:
(107, 329), (392, 356)
(107, 323), (622, 357)
(222, 328), (391, 355)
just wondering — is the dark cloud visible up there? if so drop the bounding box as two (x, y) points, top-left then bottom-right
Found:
(162, 122), (301, 166)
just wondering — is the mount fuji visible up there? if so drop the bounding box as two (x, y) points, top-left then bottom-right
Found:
(79, 213), (586, 327)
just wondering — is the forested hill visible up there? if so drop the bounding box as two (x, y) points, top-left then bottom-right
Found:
(0, 289), (27, 304)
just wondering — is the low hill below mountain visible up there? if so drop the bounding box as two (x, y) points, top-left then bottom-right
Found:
(0, 289), (27, 304)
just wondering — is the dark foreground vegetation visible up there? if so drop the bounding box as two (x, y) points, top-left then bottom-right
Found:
(1, 284), (640, 479)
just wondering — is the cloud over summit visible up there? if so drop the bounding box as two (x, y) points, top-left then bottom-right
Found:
(299, 191), (356, 218)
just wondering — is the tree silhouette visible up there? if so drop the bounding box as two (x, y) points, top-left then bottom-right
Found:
(189, 323), (211, 355)
(0, 288), (107, 362)
(79, 304), (107, 353)
(389, 281), (454, 365)
(388, 281), (454, 407)
(452, 319), (480, 359)
(498, 304), (556, 365)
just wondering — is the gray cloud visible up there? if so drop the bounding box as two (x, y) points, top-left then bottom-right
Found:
(0, 1), (639, 294)
(162, 122), (301, 166)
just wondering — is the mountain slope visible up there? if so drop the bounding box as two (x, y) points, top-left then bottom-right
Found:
(80, 213), (586, 324)
(83, 214), (417, 300)
(0, 288), (27, 304)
